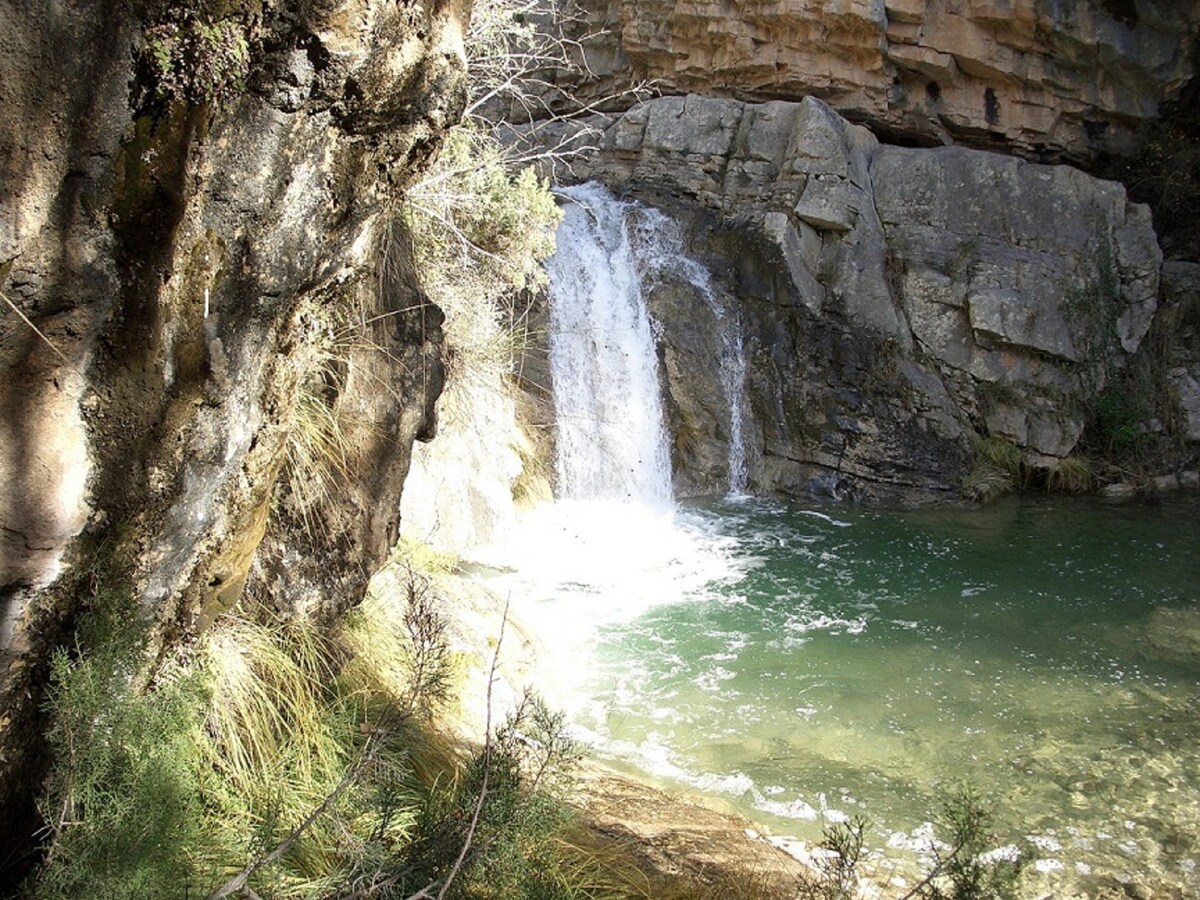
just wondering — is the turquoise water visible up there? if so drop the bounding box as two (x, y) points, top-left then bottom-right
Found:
(503, 493), (1200, 893)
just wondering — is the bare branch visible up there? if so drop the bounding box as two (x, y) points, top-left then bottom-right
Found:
(434, 597), (510, 900)
(1, 290), (70, 363)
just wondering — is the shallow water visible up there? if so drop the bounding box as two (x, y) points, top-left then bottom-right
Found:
(479, 492), (1200, 895)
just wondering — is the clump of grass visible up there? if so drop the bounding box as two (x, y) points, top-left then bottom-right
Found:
(274, 302), (360, 540)
(975, 435), (1026, 479)
(36, 555), (653, 900)
(1046, 456), (1095, 494)
(511, 424), (554, 507)
(198, 614), (355, 893)
(962, 435), (1027, 503)
(391, 535), (461, 576)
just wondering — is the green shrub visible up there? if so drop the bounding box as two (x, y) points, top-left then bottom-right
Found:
(400, 689), (583, 898)
(405, 125), (561, 385)
(798, 815), (868, 900)
(1092, 387), (1150, 456)
(914, 785), (1028, 900)
(35, 594), (215, 899)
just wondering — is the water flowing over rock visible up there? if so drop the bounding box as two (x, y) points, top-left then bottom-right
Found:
(516, 92), (1186, 503)
(543, 182), (753, 500)
(547, 184), (674, 504)
(568, 0), (1200, 163)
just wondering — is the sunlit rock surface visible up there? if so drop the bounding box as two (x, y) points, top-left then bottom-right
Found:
(571, 0), (1200, 163)
(0, 0), (465, 872)
(518, 93), (1181, 502)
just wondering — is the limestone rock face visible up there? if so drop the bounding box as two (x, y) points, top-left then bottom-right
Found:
(1162, 262), (1200, 443)
(0, 0), (464, 867)
(572, 0), (1200, 163)
(531, 93), (1171, 501)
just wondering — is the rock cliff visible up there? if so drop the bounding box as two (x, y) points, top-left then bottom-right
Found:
(516, 92), (1195, 503)
(568, 0), (1200, 164)
(0, 0), (464, 879)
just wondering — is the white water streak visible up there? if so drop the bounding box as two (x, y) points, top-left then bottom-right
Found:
(546, 183), (673, 504)
(630, 206), (750, 496)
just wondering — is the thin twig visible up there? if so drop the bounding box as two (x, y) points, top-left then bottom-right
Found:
(1, 290), (69, 362)
(434, 597), (510, 900)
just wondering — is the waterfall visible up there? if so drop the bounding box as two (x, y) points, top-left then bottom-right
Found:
(545, 183), (673, 505)
(546, 184), (750, 499)
(546, 182), (750, 499)
(718, 315), (750, 496)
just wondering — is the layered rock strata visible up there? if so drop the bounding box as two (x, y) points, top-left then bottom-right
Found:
(569, 0), (1200, 163)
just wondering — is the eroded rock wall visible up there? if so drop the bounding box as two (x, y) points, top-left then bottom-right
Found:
(522, 93), (1184, 503)
(569, 0), (1200, 163)
(0, 0), (465, 878)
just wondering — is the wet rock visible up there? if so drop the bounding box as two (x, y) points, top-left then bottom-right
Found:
(1151, 474), (1180, 493)
(528, 94), (1165, 504)
(1102, 483), (1139, 500)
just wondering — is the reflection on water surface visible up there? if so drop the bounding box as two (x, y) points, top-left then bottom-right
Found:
(477, 493), (1200, 894)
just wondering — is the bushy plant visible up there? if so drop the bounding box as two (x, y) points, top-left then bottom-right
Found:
(910, 786), (1027, 900)
(405, 124), (561, 388)
(399, 689), (583, 898)
(798, 815), (868, 900)
(1092, 387), (1150, 456)
(34, 593), (215, 899)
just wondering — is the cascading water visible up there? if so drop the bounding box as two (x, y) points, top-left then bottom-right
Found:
(473, 181), (744, 705)
(547, 183), (750, 499)
(628, 207), (751, 497)
(544, 183), (673, 505)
